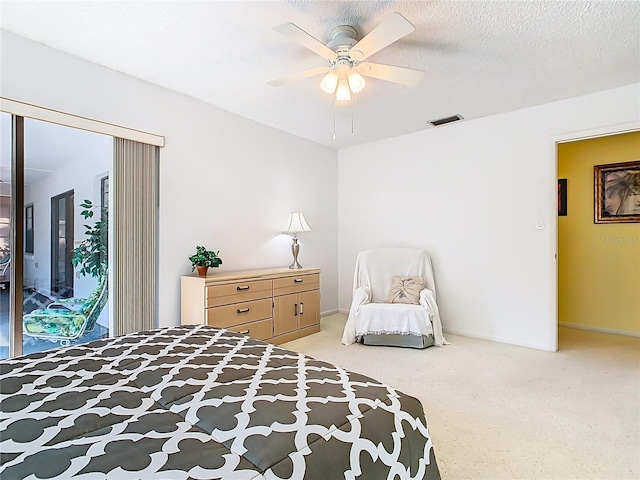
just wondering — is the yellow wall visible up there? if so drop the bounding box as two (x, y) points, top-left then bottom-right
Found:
(558, 132), (640, 334)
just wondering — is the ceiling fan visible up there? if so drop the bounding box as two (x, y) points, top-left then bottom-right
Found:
(268, 13), (424, 103)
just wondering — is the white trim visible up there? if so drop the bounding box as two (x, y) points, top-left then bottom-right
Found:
(321, 309), (339, 317)
(442, 327), (555, 352)
(551, 122), (640, 353)
(553, 121), (640, 144)
(0, 97), (165, 147)
(559, 322), (640, 338)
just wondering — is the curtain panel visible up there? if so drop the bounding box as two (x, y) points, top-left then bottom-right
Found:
(113, 138), (158, 335)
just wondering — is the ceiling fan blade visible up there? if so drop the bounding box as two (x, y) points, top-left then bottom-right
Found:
(274, 23), (338, 61)
(267, 66), (330, 87)
(350, 13), (415, 61)
(357, 62), (424, 87)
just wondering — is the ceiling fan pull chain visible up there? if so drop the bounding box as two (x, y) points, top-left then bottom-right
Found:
(351, 93), (355, 134)
(332, 104), (337, 140)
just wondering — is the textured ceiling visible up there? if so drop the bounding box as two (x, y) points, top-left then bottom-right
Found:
(1, 1), (639, 149)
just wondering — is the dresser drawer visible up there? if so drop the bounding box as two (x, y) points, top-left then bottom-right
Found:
(207, 298), (272, 328)
(228, 318), (273, 341)
(273, 274), (320, 296)
(207, 279), (272, 308)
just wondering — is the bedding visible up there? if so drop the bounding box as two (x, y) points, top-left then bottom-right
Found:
(1, 325), (440, 479)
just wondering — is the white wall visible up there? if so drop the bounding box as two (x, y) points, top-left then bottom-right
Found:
(3, 29), (637, 351)
(0, 30), (339, 325)
(338, 83), (640, 351)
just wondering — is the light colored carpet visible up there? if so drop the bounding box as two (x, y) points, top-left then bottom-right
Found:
(282, 313), (640, 480)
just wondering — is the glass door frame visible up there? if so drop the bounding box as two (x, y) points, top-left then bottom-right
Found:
(9, 114), (24, 357)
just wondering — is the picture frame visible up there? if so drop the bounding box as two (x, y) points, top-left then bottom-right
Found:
(594, 160), (640, 224)
(558, 178), (567, 216)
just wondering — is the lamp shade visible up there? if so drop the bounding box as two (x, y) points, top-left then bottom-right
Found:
(348, 71), (366, 93)
(283, 212), (311, 233)
(335, 80), (351, 102)
(320, 71), (339, 94)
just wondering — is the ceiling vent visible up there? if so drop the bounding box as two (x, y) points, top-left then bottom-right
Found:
(428, 114), (464, 127)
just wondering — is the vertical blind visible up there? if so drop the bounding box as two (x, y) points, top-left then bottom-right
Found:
(113, 138), (158, 335)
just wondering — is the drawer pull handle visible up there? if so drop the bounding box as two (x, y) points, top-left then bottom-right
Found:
(237, 285), (250, 291)
(299, 302), (304, 315)
(237, 308), (250, 314)
(239, 329), (250, 335)
(294, 278), (304, 283)
(294, 303), (298, 316)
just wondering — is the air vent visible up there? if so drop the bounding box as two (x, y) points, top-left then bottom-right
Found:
(428, 114), (464, 127)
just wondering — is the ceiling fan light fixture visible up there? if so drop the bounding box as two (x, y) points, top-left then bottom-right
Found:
(335, 80), (351, 102)
(347, 71), (366, 93)
(320, 71), (339, 94)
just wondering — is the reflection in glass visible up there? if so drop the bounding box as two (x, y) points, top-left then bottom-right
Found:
(1, 116), (113, 359)
(25, 204), (34, 254)
(19, 118), (112, 357)
(0, 112), (11, 359)
(51, 191), (73, 297)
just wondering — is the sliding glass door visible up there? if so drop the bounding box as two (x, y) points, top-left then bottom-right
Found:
(0, 115), (112, 358)
(0, 112), (11, 358)
(1, 99), (161, 359)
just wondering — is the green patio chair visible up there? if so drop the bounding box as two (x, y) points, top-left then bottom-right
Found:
(23, 275), (108, 346)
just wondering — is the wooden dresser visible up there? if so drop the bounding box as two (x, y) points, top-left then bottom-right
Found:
(181, 267), (320, 344)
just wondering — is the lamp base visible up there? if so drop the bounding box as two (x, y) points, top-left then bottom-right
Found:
(289, 237), (302, 269)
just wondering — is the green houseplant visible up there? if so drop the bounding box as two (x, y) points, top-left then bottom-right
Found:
(72, 199), (108, 278)
(189, 245), (222, 277)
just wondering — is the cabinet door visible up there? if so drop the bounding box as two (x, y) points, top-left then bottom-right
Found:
(274, 293), (298, 336)
(298, 290), (320, 328)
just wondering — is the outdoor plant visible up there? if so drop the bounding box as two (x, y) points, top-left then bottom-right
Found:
(189, 246), (222, 271)
(72, 199), (108, 278)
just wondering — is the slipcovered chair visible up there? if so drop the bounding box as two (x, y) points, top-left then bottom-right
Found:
(23, 275), (108, 346)
(341, 248), (446, 348)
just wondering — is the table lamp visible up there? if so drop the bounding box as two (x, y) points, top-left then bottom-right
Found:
(283, 212), (311, 269)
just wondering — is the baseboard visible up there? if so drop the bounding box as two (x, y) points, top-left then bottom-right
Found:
(442, 327), (555, 352)
(338, 308), (349, 314)
(558, 322), (640, 338)
(320, 309), (339, 317)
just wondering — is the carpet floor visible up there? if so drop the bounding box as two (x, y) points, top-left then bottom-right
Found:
(282, 313), (640, 480)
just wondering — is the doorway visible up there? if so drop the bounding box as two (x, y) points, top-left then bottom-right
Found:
(557, 131), (640, 347)
(51, 189), (74, 297)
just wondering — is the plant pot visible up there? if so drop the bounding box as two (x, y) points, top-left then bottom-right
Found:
(196, 265), (209, 277)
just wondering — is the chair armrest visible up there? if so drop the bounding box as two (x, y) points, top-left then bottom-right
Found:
(419, 288), (436, 315)
(56, 298), (87, 305)
(46, 302), (68, 310)
(48, 298), (87, 311)
(351, 286), (371, 312)
(342, 286), (372, 346)
(419, 288), (448, 347)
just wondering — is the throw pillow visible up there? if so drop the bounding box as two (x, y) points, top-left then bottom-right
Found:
(387, 276), (425, 304)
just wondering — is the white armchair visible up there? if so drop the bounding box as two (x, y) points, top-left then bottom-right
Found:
(341, 247), (446, 348)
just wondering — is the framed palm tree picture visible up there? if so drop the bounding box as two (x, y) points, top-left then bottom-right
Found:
(594, 160), (640, 223)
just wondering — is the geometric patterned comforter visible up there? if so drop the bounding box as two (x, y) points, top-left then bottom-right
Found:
(0, 325), (440, 479)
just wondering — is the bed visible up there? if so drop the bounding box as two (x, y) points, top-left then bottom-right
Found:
(0, 325), (440, 479)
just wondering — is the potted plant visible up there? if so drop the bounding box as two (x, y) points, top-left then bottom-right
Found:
(72, 199), (108, 279)
(189, 246), (222, 277)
